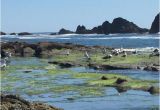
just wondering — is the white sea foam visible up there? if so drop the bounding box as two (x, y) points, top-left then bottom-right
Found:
(1, 34), (159, 40)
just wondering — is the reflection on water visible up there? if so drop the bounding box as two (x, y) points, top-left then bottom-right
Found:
(70, 67), (159, 80)
(1, 57), (159, 110)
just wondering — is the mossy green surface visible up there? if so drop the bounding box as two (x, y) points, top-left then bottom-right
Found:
(49, 50), (159, 66)
(72, 72), (159, 92)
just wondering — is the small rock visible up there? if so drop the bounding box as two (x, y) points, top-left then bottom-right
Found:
(148, 86), (159, 94)
(59, 62), (74, 68)
(116, 78), (127, 84)
(66, 98), (74, 101)
(116, 86), (128, 93)
(101, 76), (108, 80)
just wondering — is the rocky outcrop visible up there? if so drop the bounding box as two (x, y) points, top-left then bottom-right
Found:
(149, 13), (160, 33)
(10, 33), (16, 35)
(76, 25), (93, 34)
(58, 28), (74, 34)
(75, 17), (148, 34)
(1, 94), (62, 110)
(0, 32), (6, 35)
(91, 25), (103, 34)
(18, 32), (32, 36)
(144, 65), (160, 71)
(111, 17), (148, 33)
(102, 21), (112, 34)
(1, 42), (91, 57)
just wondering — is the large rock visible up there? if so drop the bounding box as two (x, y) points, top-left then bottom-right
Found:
(18, 32), (32, 36)
(1, 94), (62, 110)
(10, 33), (16, 35)
(92, 25), (103, 34)
(102, 21), (112, 34)
(23, 47), (35, 56)
(0, 32), (6, 35)
(111, 17), (148, 33)
(76, 25), (93, 34)
(58, 28), (74, 34)
(149, 13), (160, 33)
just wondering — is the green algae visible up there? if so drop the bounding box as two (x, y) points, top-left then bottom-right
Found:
(71, 72), (159, 93)
(50, 85), (105, 97)
(49, 51), (159, 67)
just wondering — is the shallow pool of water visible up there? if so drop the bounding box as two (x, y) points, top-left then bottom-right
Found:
(1, 57), (159, 110)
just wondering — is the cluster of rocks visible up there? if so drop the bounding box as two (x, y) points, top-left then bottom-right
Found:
(0, 32), (32, 36)
(57, 13), (159, 35)
(1, 13), (159, 35)
(0, 94), (62, 110)
(1, 42), (101, 57)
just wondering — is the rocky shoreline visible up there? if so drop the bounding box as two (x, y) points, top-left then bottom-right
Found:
(1, 42), (159, 72)
(0, 94), (62, 110)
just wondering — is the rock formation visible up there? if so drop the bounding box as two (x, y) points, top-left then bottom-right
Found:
(58, 28), (74, 34)
(18, 32), (32, 36)
(149, 13), (160, 33)
(111, 17), (148, 33)
(75, 17), (148, 34)
(1, 94), (62, 110)
(0, 32), (6, 35)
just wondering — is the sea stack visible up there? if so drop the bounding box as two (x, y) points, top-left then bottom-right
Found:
(149, 13), (160, 33)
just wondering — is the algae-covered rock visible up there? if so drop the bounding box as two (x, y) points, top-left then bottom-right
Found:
(1, 94), (63, 110)
(148, 86), (159, 94)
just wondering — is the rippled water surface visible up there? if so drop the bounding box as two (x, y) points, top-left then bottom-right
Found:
(1, 57), (159, 110)
(1, 34), (159, 48)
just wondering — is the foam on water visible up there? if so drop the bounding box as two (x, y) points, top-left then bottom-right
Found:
(1, 34), (159, 48)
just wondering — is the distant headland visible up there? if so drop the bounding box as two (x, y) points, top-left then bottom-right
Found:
(1, 13), (159, 35)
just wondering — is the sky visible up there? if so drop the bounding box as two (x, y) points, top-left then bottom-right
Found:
(1, 0), (159, 33)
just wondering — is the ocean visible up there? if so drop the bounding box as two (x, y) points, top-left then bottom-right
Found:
(1, 33), (159, 48)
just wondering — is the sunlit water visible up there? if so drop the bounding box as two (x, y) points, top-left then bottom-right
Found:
(1, 33), (159, 109)
(1, 33), (159, 48)
(1, 57), (159, 110)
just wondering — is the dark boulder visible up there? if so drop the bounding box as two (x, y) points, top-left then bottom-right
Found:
(0, 32), (6, 35)
(149, 13), (160, 33)
(101, 76), (108, 80)
(115, 78), (127, 84)
(148, 86), (159, 94)
(1, 94), (62, 110)
(59, 62), (74, 68)
(10, 33), (16, 35)
(144, 66), (159, 71)
(18, 32), (32, 36)
(116, 86), (128, 93)
(111, 17), (148, 33)
(58, 28), (74, 34)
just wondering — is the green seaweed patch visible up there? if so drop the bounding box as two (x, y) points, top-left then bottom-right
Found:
(91, 54), (159, 65)
(72, 72), (159, 94)
(50, 85), (105, 97)
(47, 69), (74, 75)
(51, 52), (159, 66)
